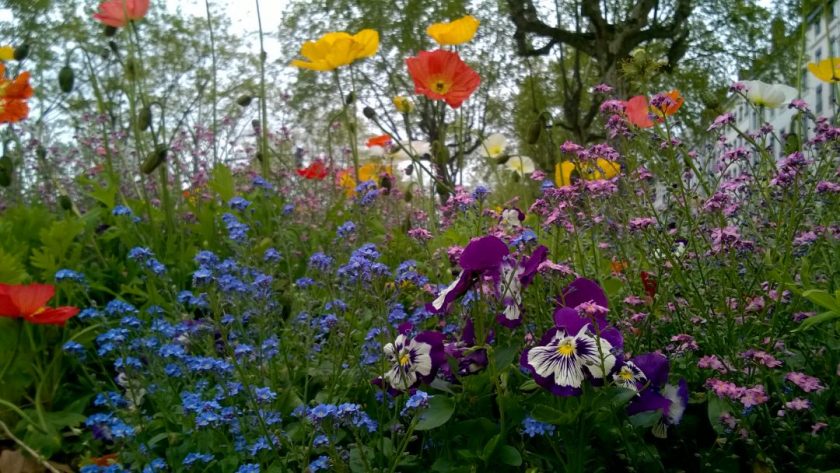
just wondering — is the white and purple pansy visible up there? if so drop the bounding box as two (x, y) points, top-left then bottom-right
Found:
(520, 307), (622, 396)
(624, 352), (688, 438)
(426, 236), (509, 314)
(497, 245), (549, 328)
(377, 324), (445, 393)
(499, 207), (525, 230)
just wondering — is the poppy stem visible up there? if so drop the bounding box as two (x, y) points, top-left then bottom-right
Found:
(0, 318), (22, 383)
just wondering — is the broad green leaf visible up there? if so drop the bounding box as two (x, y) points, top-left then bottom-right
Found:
(493, 345), (518, 368)
(628, 410), (662, 428)
(802, 289), (840, 312)
(209, 165), (235, 202)
(415, 395), (455, 431)
(498, 445), (523, 466)
(797, 311), (840, 330)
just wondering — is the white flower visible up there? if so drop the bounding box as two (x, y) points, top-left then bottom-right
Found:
(740, 80), (798, 108)
(390, 141), (430, 161)
(505, 155), (535, 175)
(480, 133), (507, 158)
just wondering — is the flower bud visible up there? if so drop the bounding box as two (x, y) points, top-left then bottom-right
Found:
(363, 106), (376, 120)
(13, 43), (29, 61)
(236, 95), (253, 107)
(0, 155), (13, 187)
(526, 121), (541, 144)
(59, 195), (73, 211)
(104, 25), (118, 37)
(108, 40), (119, 56)
(345, 91), (355, 105)
(58, 66), (75, 93)
(392, 96), (414, 114)
(138, 106), (152, 131)
(140, 145), (168, 174)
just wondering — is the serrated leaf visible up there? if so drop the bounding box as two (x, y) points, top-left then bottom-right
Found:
(209, 165), (235, 202)
(0, 248), (28, 283)
(415, 395), (455, 431)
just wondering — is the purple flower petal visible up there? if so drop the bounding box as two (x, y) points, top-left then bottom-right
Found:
(559, 278), (608, 310)
(552, 307), (589, 334)
(631, 352), (669, 388)
(426, 271), (473, 314)
(459, 236), (509, 272)
(627, 388), (672, 416)
(519, 245), (548, 287)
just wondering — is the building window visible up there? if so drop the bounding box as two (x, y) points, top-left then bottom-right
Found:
(814, 18), (821, 36)
(816, 84), (823, 114)
(816, 48), (822, 63)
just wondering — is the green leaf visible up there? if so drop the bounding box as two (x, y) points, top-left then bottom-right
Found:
(628, 410), (662, 428)
(802, 289), (840, 312)
(480, 433), (501, 461)
(497, 445), (523, 466)
(209, 165), (235, 202)
(0, 247), (28, 283)
(493, 345), (518, 368)
(797, 311), (840, 330)
(707, 396), (728, 434)
(415, 395), (455, 431)
(601, 277), (623, 297)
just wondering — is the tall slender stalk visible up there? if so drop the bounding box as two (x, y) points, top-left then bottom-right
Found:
(205, 0), (219, 166)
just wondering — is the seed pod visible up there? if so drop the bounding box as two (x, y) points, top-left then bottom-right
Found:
(104, 25), (118, 37)
(236, 95), (253, 107)
(403, 188), (413, 202)
(362, 106), (376, 119)
(526, 121), (541, 144)
(0, 155), (13, 187)
(404, 163), (414, 176)
(138, 106), (152, 131)
(13, 43), (29, 61)
(36, 145), (47, 160)
(108, 40), (119, 56)
(255, 151), (264, 163)
(58, 65), (75, 93)
(140, 145), (168, 174)
(345, 91), (355, 105)
(59, 194), (73, 211)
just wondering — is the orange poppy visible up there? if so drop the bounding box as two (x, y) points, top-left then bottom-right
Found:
(0, 283), (79, 326)
(297, 160), (328, 180)
(610, 260), (628, 274)
(0, 63), (33, 123)
(366, 134), (392, 148)
(405, 49), (480, 108)
(624, 90), (683, 128)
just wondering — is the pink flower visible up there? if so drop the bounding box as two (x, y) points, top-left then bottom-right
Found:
(739, 385), (769, 408)
(93, 0), (150, 28)
(785, 372), (825, 393)
(811, 422), (828, 435)
(698, 355), (728, 372)
(785, 398), (811, 411)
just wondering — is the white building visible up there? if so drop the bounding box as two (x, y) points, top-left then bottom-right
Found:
(724, 0), (839, 166)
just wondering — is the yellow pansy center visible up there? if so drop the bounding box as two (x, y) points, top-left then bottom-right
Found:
(618, 367), (635, 381)
(556, 339), (575, 357)
(399, 353), (411, 366)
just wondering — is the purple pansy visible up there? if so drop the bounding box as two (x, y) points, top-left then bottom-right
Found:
(624, 352), (688, 438)
(520, 309), (620, 396)
(427, 236), (509, 314)
(375, 324), (445, 393)
(441, 319), (489, 380)
(497, 245), (549, 328)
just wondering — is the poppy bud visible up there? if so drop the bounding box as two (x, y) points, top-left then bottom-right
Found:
(59, 195), (73, 211)
(379, 174), (392, 193)
(138, 106), (152, 131)
(0, 155), (13, 187)
(526, 121), (541, 144)
(104, 25), (118, 37)
(405, 163), (414, 176)
(140, 145), (168, 174)
(345, 91), (355, 105)
(362, 106), (376, 120)
(58, 66), (74, 93)
(251, 119), (261, 133)
(236, 95), (253, 107)
(108, 40), (119, 55)
(36, 146), (47, 160)
(13, 43), (29, 61)
(255, 152), (264, 163)
(404, 188), (413, 202)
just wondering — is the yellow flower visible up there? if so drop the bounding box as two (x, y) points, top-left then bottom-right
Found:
(426, 15), (479, 46)
(392, 95), (414, 114)
(0, 46), (14, 61)
(555, 158), (620, 186)
(807, 57), (840, 83)
(338, 162), (393, 196)
(291, 29), (379, 72)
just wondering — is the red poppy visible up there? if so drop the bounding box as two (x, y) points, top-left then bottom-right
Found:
(624, 90), (684, 128)
(297, 160), (328, 180)
(366, 134), (391, 148)
(0, 283), (80, 326)
(405, 49), (480, 108)
(640, 271), (657, 299)
(624, 95), (653, 128)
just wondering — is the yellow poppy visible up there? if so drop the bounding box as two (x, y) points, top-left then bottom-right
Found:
(392, 95), (414, 114)
(291, 29), (379, 71)
(807, 57), (840, 83)
(338, 162), (393, 196)
(554, 158), (620, 187)
(0, 46), (14, 61)
(426, 15), (479, 46)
